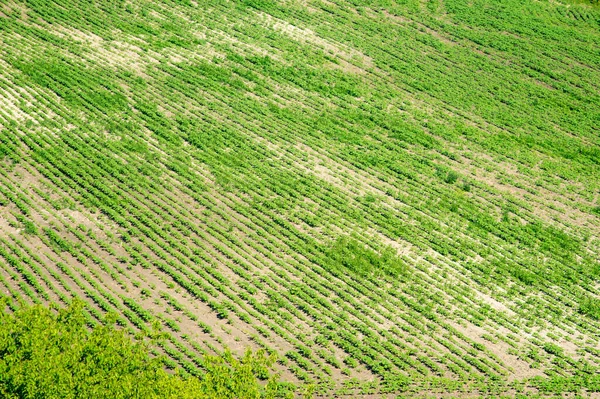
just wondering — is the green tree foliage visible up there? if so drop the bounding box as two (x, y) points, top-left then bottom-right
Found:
(444, 171), (459, 184)
(0, 300), (280, 399)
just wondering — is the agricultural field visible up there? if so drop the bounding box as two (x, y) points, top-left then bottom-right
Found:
(0, 0), (599, 397)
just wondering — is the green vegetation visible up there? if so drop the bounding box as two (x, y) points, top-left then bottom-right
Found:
(0, 0), (598, 397)
(319, 236), (407, 278)
(579, 296), (600, 320)
(0, 300), (279, 399)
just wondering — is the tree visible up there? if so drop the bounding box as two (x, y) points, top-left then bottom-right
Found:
(0, 300), (280, 399)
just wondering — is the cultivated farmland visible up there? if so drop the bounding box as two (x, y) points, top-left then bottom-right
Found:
(0, 0), (599, 397)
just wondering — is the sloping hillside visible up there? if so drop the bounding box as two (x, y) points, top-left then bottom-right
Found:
(0, 0), (599, 396)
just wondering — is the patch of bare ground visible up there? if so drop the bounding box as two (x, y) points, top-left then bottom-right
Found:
(448, 321), (545, 380)
(445, 150), (598, 231)
(290, 218), (323, 239)
(133, 265), (269, 358)
(0, 95), (27, 123)
(13, 164), (126, 244)
(292, 0), (321, 13)
(327, 343), (378, 382)
(0, 263), (22, 297)
(131, 252), (239, 337)
(11, 229), (117, 311)
(256, 11), (374, 72)
(271, 88), (312, 109)
(556, 339), (581, 358)
(368, 227), (414, 257)
(1, 1), (28, 20)
(49, 26), (154, 78)
(532, 78), (556, 90)
(324, 58), (370, 75)
(380, 10), (457, 48)
(205, 28), (284, 62)
(159, 43), (223, 66)
(293, 142), (383, 198)
(0, 80), (37, 124)
(473, 291), (516, 317)
(0, 212), (20, 237)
